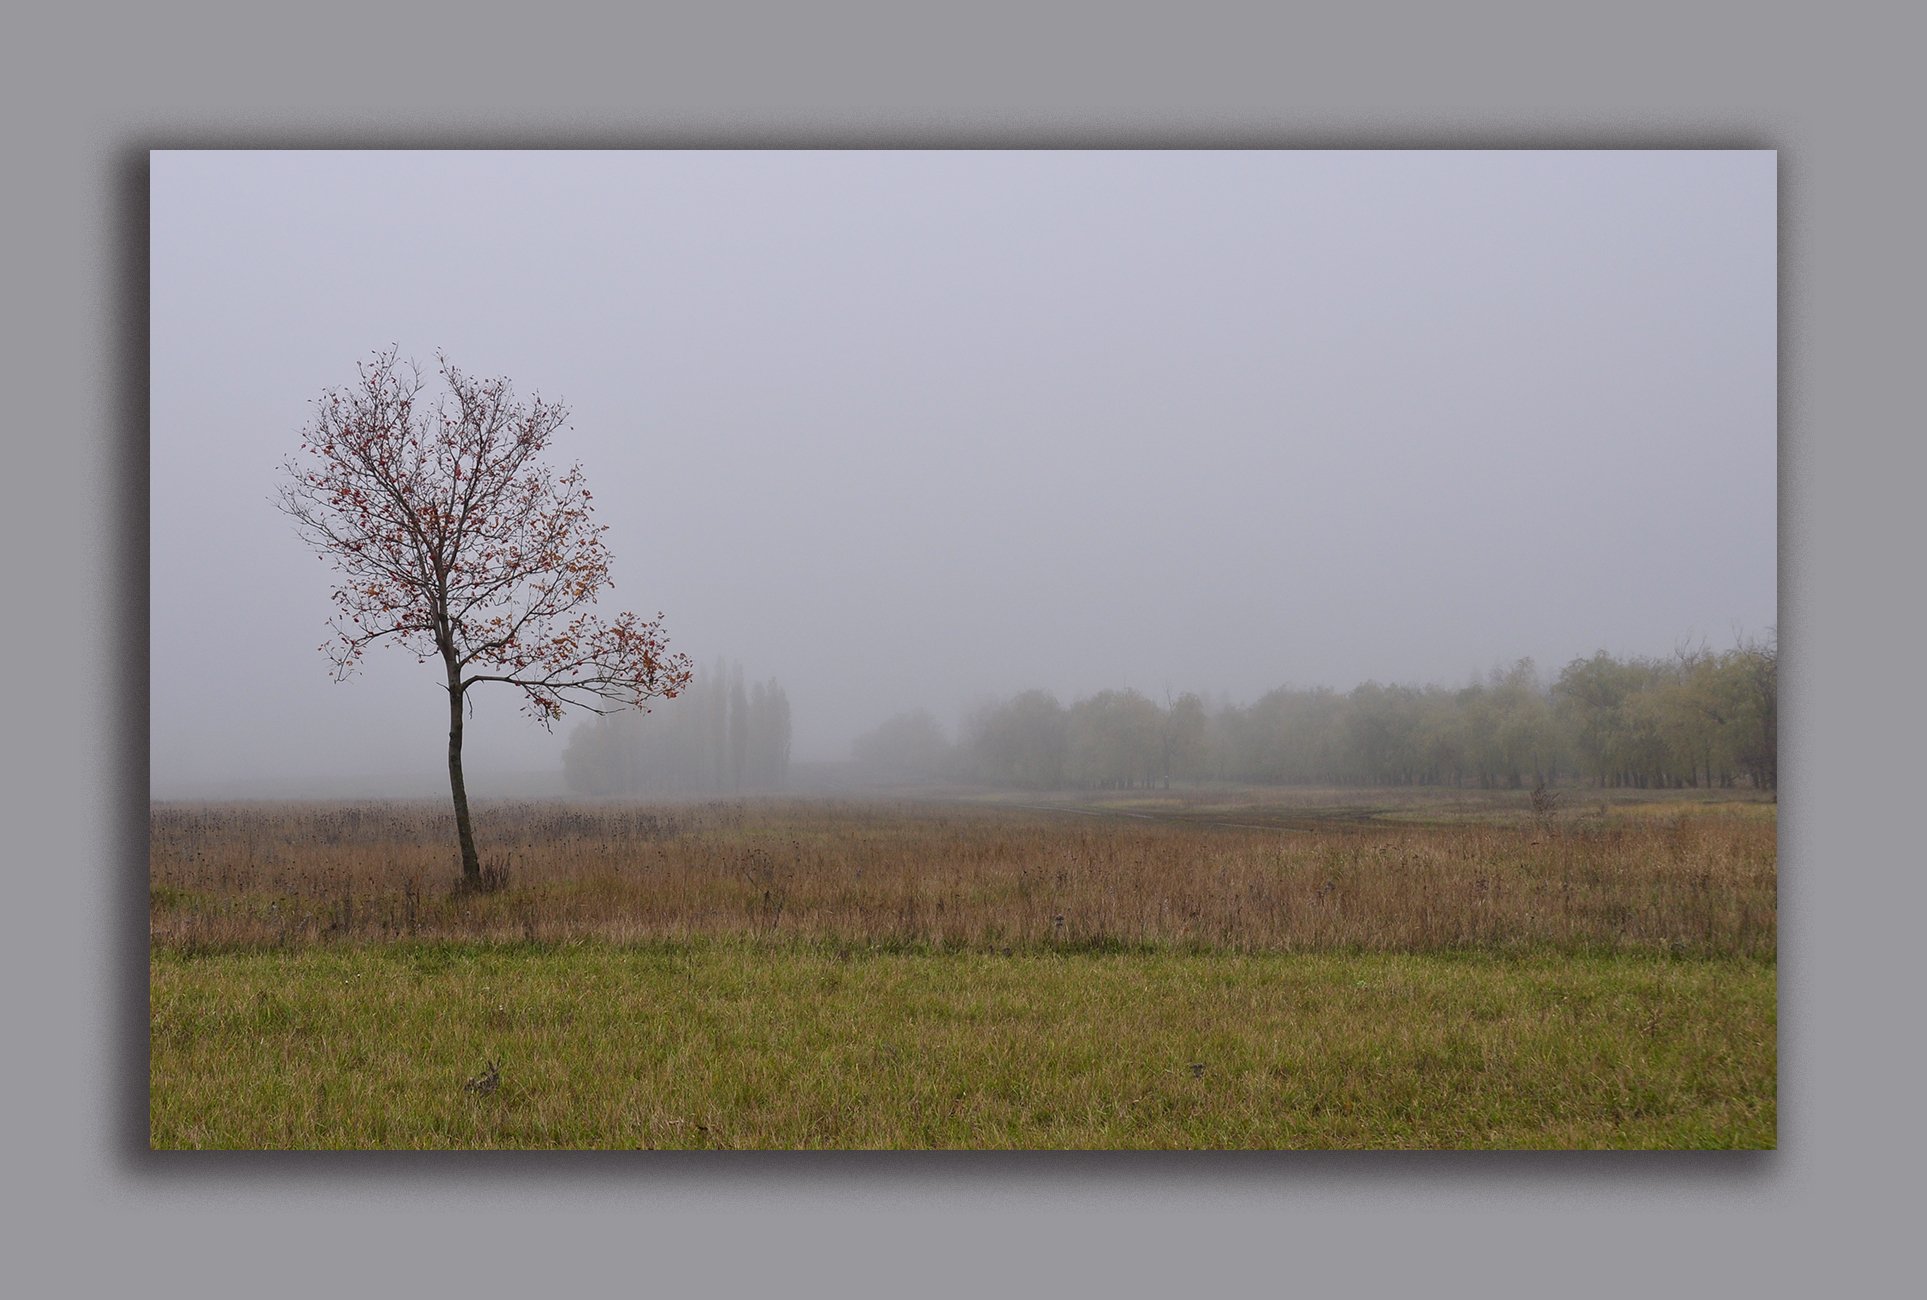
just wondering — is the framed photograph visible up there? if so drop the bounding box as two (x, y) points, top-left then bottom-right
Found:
(149, 149), (1776, 1149)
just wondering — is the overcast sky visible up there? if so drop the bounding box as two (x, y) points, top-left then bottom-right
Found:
(150, 149), (1775, 796)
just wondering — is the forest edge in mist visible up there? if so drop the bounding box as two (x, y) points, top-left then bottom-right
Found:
(564, 637), (1775, 799)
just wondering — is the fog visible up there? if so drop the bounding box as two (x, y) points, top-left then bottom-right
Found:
(150, 150), (1775, 799)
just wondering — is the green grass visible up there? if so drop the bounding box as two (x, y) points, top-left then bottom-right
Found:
(151, 940), (1775, 1149)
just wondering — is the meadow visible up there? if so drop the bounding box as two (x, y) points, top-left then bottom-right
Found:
(149, 787), (1776, 1148)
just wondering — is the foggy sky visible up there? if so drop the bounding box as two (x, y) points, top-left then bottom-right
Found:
(149, 150), (1776, 797)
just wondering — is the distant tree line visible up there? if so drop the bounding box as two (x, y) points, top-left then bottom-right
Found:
(563, 657), (792, 796)
(850, 636), (1776, 793)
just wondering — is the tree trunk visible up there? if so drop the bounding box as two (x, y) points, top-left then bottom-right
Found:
(446, 664), (481, 885)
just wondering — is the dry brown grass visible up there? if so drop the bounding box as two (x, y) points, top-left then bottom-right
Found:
(149, 793), (1775, 956)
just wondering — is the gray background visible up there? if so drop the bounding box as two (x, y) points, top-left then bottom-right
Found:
(6, 0), (1922, 1294)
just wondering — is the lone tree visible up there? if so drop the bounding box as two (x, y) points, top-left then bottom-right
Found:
(277, 349), (694, 885)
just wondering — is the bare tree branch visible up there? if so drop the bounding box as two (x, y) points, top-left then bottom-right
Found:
(276, 349), (694, 880)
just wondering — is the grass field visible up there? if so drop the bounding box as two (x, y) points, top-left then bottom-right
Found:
(151, 942), (1773, 1149)
(149, 787), (1776, 1149)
